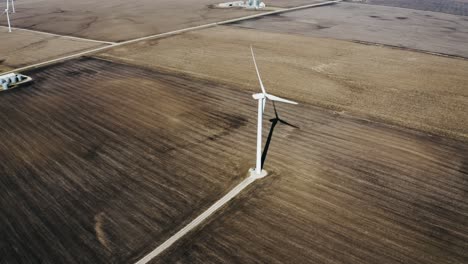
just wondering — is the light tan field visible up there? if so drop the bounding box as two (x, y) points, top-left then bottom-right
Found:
(98, 25), (468, 141)
(0, 27), (106, 73)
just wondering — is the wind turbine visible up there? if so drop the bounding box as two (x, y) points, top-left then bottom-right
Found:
(249, 46), (298, 178)
(3, 0), (12, 32)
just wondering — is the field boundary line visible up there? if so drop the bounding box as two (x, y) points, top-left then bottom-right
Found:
(3, 0), (341, 75)
(352, 40), (468, 61)
(0, 25), (116, 45)
(135, 175), (259, 264)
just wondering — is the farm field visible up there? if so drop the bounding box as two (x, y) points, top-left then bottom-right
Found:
(0, 27), (107, 73)
(360, 0), (468, 16)
(232, 2), (468, 58)
(155, 94), (468, 264)
(0, 0), (326, 42)
(2, 57), (467, 264)
(98, 25), (468, 142)
(1, 0), (468, 263)
(0, 58), (251, 263)
(0, 0), (251, 42)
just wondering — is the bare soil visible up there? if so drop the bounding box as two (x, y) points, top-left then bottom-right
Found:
(98, 26), (468, 141)
(2, 57), (467, 264)
(1, 2), (468, 263)
(0, 27), (105, 73)
(0, 0), (323, 42)
(232, 2), (468, 58)
(357, 0), (468, 16)
(0, 57), (253, 263)
(153, 70), (468, 264)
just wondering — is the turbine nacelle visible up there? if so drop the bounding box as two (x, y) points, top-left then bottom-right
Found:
(252, 93), (298, 105)
(252, 93), (264, 100)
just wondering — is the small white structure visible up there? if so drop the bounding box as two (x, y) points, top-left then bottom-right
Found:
(249, 46), (298, 178)
(246, 0), (265, 9)
(0, 73), (33, 91)
(216, 0), (266, 9)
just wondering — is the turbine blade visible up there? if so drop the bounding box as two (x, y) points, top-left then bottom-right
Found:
(250, 45), (267, 95)
(262, 97), (266, 111)
(266, 94), (298, 105)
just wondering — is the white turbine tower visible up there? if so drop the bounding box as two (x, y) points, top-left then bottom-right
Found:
(3, 0), (12, 32)
(249, 46), (298, 178)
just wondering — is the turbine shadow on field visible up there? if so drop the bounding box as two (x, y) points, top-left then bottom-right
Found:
(261, 101), (299, 169)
